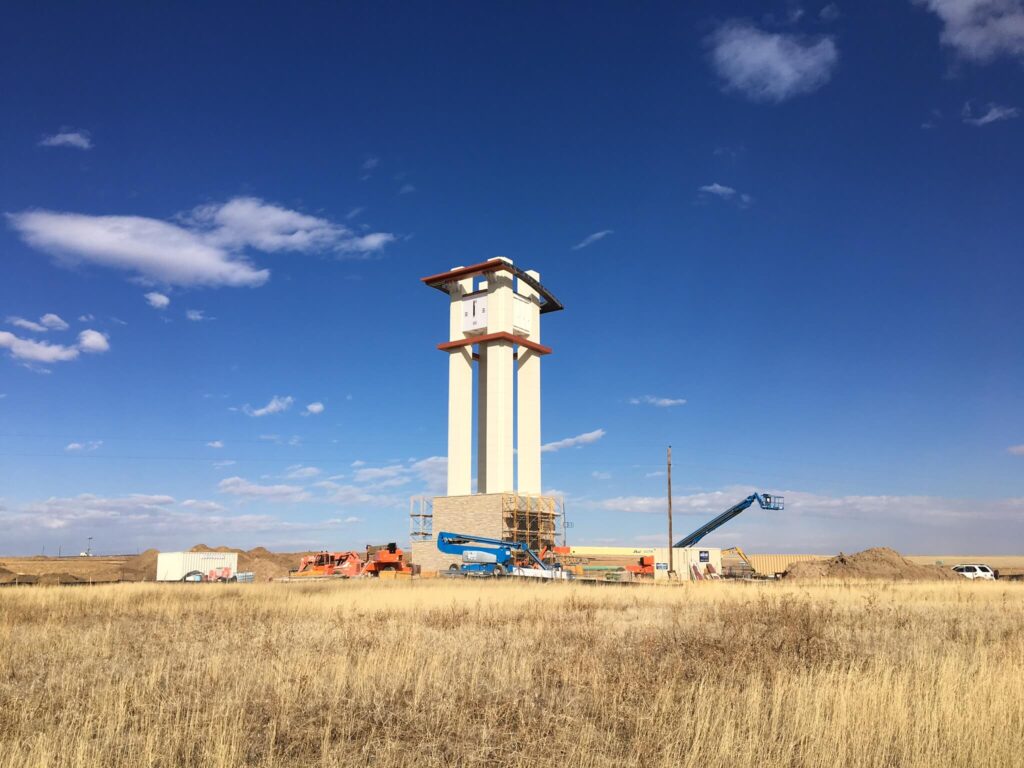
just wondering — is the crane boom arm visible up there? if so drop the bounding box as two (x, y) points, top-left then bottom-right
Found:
(673, 492), (783, 548)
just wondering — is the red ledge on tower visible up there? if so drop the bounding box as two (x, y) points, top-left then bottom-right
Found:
(437, 332), (552, 356)
(420, 259), (512, 287)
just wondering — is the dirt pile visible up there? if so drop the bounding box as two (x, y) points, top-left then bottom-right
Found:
(35, 573), (84, 585)
(121, 549), (160, 581)
(784, 547), (960, 581)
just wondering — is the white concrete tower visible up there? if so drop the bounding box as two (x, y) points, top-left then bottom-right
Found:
(422, 258), (562, 497)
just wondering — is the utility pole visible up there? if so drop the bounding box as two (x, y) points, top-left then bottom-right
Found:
(667, 445), (674, 580)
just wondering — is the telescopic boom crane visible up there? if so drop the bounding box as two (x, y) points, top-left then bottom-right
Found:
(674, 492), (783, 548)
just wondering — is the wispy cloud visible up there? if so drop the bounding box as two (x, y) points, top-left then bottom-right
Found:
(962, 101), (1019, 126)
(541, 428), (606, 453)
(185, 309), (207, 322)
(398, 183), (416, 194)
(244, 395), (294, 418)
(39, 130), (92, 150)
(206, 440), (224, 449)
(1008, 445), (1024, 456)
(630, 395), (687, 407)
(708, 21), (838, 102)
(6, 313), (69, 332)
(571, 230), (614, 250)
(914, 0), (1024, 63)
(304, 401), (325, 415)
(698, 183), (753, 207)
(144, 292), (170, 309)
(65, 440), (103, 452)
(218, 476), (310, 502)
(362, 156), (379, 171)
(285, 465), (321, 479)
(7, 197), (396, 289)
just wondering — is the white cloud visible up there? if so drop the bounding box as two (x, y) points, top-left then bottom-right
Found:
(962, 101), (1020, 125)
(206, 440), (224, 448)
(244, 395), (294, 417)
(698, 184), (753, 207)
(571, 230), (614, 250)
(1008, 444), (1024, 455)
(180, 499), (226, 512)
(305, 401), (325, 415)
(346, 207), (365, 220)
(343, 516), (362, 523)
(398, 183), (416, 194)
(78, 314), (94, 322)
(709, 21), (838, 103)
(353, 464), (408, 485)
(218, 476), (310, 501)
(592, 471), (612, 480)
(6, 317), (48, 333)
(40, 313), (69, 330)
(351, 459), (366, 467)
(185, 309), (206, 321)
(914, 0), (1024, 62)
(77, 329), (109, 353)
(630, 395), (687, 407)
(820, 3), (840, 21)
(699, 183), (736, 198)
(213, 459), (237, 468)
(0, 328), (107, 364)
(6, 197), (395, 288)
(0, 493), (344, 548)
(286, 465), (321, 479)
(541, 428), (606, 453)
(39, 130), (92, 150)
(144, 292), (170, 309)
(7, 313), (69, 332)
(65, 440), (102, 452)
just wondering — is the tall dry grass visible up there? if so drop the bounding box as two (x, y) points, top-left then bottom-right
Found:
(1, 579), (1022, 767)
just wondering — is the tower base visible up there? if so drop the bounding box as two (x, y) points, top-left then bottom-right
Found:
(409, 493), (561, 572)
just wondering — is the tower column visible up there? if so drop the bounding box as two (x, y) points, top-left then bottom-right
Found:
(516, 271), (543, 494)
(446, 275), (473, 496)
(482, 269), (515, 493)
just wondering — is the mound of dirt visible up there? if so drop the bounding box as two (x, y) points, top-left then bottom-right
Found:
(35, 572), (84, 585)
(784, 547), (960, 581)
(121, 549), (160, 581)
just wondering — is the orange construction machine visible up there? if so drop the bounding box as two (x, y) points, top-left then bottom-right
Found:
(361, 542), (413, 576)
(290, 551), (363, 579)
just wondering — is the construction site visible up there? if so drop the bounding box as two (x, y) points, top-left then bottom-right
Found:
(2, 258), (1020, 588)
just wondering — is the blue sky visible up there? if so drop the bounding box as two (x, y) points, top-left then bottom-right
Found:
(1, 1), (1022, 556)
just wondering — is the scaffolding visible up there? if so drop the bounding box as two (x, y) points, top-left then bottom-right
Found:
(501, 493), (563, 552)
(409, 496), (433, 543)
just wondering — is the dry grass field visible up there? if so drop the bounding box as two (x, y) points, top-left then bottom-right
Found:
(1, 579), (1022, 768)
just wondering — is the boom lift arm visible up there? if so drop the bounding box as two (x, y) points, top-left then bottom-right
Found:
(674, 493), (783, 548)
(436, 531), (551, 573)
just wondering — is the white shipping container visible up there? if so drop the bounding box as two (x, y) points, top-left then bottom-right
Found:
(156, 551), (239, 581)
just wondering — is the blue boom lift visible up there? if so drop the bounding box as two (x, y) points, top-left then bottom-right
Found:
(436, 531), (567, 578)
(674, 492), (784, 548)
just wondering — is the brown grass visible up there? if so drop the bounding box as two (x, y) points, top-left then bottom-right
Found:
(1, 579), (1022, 767)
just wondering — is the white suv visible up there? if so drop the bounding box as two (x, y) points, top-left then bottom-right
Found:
(952, 564), (995, 580)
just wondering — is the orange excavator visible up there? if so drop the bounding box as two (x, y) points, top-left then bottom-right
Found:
(290, 551), (364, 579)
(361, 543), (413, 576)
(290, 543), (413, 579)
